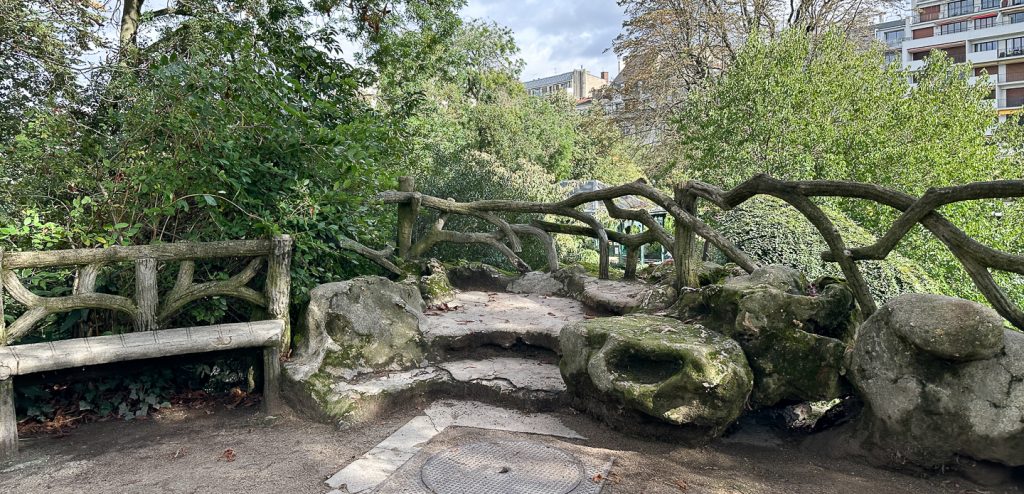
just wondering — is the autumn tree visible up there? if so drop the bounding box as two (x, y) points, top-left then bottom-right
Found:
(606, 0), (899, 176)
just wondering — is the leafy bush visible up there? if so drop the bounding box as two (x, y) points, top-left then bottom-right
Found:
(15, 356), (252, 424)
(706, 197), (946, 303)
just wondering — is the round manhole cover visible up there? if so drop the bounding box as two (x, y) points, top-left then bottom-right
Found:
(420, 440), (585, 494)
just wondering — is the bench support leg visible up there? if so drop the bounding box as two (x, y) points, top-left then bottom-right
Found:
(0, 378), (16, 462)
(262, 347), (282, 415)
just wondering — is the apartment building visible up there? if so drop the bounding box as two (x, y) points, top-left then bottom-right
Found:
(893, 0), (1024, 117)
(523, 69), (610, 101)
(875, 19), (906, 66)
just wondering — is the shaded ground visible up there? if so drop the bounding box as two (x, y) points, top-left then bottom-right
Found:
(2, 401), (1015, 494)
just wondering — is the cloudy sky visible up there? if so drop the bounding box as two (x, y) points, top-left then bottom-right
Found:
(462, 0), (626, 82)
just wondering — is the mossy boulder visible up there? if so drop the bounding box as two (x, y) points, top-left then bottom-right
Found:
(849, 294), (1024, 467)
(688, 265), (860, 407)
(419, 258), (456, 306)
(283, 276), (429, 422)
(560, 315), (753, 436)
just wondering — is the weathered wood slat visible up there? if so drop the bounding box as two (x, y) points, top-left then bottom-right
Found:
(3, 239), (273, 269)
(0, 320), (283, 377)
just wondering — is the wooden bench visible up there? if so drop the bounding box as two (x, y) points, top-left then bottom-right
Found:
(0, 236), (293, 462)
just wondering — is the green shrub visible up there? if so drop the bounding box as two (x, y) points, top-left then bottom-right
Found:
(706, 197), (947, 303)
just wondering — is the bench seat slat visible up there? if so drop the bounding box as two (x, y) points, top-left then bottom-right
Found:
(0, 320), (283, 377)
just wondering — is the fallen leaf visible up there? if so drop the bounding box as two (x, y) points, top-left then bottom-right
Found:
(220, 448), (236, 462)
(673, 478), (689, 491)
(171, 447), (187, 459)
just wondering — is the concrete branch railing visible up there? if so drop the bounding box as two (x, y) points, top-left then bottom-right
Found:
(343, 175), (1024, 333)
(0, 236), (293, 348)
(0, 235), (293, 461)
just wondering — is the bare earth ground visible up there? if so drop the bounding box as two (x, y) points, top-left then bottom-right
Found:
(1, 400), (1017, 494)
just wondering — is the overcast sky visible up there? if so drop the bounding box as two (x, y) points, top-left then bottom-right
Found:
(462, 0), (626, 82)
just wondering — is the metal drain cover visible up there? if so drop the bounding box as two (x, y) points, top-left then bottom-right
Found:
(420, 440), (586, 494)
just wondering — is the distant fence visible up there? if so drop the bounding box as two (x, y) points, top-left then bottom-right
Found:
(342, 175), (1024, 331)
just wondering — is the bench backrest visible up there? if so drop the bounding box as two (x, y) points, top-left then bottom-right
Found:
(0, 236), (292, 352)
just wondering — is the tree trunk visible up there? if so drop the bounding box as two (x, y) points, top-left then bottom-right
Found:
(119, 0), (145, 51)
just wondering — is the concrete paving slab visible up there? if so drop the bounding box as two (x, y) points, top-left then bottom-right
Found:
(324, 400), (583, 493)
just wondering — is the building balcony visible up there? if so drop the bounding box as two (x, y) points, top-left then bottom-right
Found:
(912, 1), (1003, 25)
(999, 73), (1024, 83)
(971, 73), (999, 84)
(968, 49), (1000, 64)
(997, 96), (1024, 108)
(999, 47), (1024, 58)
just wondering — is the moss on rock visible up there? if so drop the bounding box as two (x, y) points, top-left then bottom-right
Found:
(419, 258), (457, 305)
(560, 315), (753, 436)
(691, 266), (861, 407)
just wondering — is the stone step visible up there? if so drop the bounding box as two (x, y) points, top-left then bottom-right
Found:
(421, 291), (591, 354)
(319, 357), (568, 428)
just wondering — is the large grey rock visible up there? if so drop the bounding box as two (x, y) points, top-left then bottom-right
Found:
(692, 266), (860, 407)
(886, 294), (1005, 361)
(284, 276), (429, 422)
(560, 315), (753, 436)
(849, 294), (1024, 467)
(507, 271), (563, 296)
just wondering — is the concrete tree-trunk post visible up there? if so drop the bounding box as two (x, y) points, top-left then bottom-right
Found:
(134, 257), (159, 331)
(266, 234), (292, 354)
(396, 176), (418, 260)
(0, 248), (14, 463)
(0, 248), (5, 344)
(674, 185), (700, 290)
(623, 245), (639, 280)
(262, 346), (282, 415)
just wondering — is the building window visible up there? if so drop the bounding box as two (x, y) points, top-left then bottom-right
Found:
(946, 0), (972, 17)
(975, 41), (997, 52)
(884, 30), (903, 44)
(940, 21), (969, 35)
(1009, 12), (1024, 24)
(1004, 36), (1024, 57)
(884, 52), (900, 65)
(980, 0), (999, 10)
(912, 51), (928, 61)
(975, 16), (996, 30)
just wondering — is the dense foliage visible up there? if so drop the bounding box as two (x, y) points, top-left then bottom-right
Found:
(673, 28), (1023, 306)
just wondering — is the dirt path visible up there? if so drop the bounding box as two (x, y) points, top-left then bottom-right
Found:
(0, 402), (1015, 494)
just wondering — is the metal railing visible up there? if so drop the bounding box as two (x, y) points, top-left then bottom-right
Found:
(912, 0), (1003, 24)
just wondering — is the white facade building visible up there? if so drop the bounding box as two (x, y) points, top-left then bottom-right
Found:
(523, 69), (610, 101)
(881, 0), (1024, 117)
